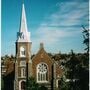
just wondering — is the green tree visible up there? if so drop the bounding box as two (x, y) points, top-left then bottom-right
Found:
(65, 50), (80, 90)
(77, 65), (89, 90)
(52, 53), (61, 61)
(60, 26), (89, 90)
(60, 77), (70, 90)
(1, 77), (4, 90)
(76, 26), (89, 89)
(60, 50), (81, 90)
(82, 26), (89, 68)
(27, 77), (39, 90)
(82, 26), (89, 53)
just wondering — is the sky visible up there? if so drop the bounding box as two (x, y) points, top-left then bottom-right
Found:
(2, 0), (89, 56)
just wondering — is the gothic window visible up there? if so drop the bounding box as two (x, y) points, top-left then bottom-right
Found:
(21, 68), (26, 77)
(20, 47), (26, 57)
(21, 81), (25, 90)
(58, 80), (60, 88)
(56, 79), (61, 88)
(37, 63), (48, 83)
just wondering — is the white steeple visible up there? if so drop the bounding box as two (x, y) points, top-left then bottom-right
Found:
(17, 3), (31, 42)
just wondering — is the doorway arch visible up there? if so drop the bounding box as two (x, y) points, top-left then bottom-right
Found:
(21, 81), (25, 90)
(19, 80), (26, 90)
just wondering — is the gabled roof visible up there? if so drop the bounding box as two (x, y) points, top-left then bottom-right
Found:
(32, 43), (63, 78)
(32, 43), (52, 62)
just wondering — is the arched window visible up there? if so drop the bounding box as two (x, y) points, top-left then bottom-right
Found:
(37, 63), (48, 83)
(20, 47), (25, 57)
(21, 81), (25, 90)
(21, 68), (26, 77)
(56, 79), (61, 88)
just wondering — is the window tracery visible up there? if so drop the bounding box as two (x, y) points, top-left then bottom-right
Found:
(37, 63), (48, 82)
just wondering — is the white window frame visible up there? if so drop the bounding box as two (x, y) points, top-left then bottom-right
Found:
(20, 46), (26, 57)
(19, 80), (26, 90)
(21, 68), (26, 77)
(37, 62), (48, 83)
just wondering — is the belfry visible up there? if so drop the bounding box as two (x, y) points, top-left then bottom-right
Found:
(14, 3), (32, 90)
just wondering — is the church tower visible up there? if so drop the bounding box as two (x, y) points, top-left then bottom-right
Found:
(14, 3), (32, 90)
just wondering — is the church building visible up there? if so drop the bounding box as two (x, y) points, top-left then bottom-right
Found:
(2, 3), (63, 90)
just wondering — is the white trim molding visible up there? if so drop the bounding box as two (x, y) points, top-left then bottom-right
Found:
(19, 80), (26, 90)
(36, 62), (49, 83)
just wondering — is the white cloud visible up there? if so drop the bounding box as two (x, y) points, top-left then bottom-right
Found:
(33, 26), (81, 47)
(49, 2), (88, 26)
(32, 1), (88, 53)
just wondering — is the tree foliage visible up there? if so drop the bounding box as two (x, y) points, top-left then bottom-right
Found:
(59, 26), (89, 90)
(1, 77), (4, 90)
(27, 77), (48, 90)
(27, 77), (39, 90)
(82, 26), (89, 53)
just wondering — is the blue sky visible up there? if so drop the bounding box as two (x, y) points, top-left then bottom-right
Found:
(2, 0), (89, 56)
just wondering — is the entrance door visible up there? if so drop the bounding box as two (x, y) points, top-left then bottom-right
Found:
(21, 81), (26, 90)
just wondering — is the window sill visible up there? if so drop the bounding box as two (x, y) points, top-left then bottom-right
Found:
(37, 81), (49, 83)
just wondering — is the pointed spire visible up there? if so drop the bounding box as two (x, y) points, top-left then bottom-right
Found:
(20, 3), (28, 33)
(17, 3), (31, 42)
